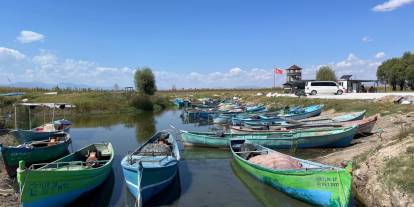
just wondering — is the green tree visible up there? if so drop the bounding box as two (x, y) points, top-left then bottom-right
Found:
(316, 66), (337, 81)
(134, 67), (157, 95)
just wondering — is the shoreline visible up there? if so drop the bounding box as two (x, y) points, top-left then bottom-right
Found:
(1, 109), (413, 206)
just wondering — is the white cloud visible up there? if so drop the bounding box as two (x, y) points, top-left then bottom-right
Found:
(362, 36), (373, 43)
(372, 0), (414, 12)
(229, 67), (242, 76)
(17, 30), (45, 43)
(303, 53), (383, 80)
(375, 52), (386, 59)
(154, 67), (281, 89)
(32, 51), (58, 69)
(0, 47), (26, 60)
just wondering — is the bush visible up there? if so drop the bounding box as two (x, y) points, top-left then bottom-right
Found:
(152, 95), (171, 109)
(130, 94), (154, 111)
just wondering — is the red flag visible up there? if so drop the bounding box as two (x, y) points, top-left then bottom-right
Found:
(274, 68), (283, 74)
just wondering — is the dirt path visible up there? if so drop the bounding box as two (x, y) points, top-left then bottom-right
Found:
(314, 112), (414, 206)
(0, 134), (19, 207)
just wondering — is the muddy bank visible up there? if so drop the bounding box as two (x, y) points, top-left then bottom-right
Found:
(314, 112), (414, 207)
(0, 133), (19, 207)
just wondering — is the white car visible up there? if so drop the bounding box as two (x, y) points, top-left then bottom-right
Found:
(305, 81), (344, 95)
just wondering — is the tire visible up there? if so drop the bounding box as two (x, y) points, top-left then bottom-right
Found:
(336, 90), (343, 95)
(310, 90), (317, 95)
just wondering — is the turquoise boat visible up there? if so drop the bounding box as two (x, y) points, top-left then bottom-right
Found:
(121, 131), (180, 206)
(245, 104), (266, 112)
(233, 104), (323, 125)
(180, 125), (358, 149)
(244, 110), (365, 127)
(230, 140), (352, 207)
(10, 119), (71, 143)
(0, 133), (71, 177)
(17, 143), (114, 207)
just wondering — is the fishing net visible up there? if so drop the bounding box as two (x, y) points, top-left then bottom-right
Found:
(138, 143), (171, 156)
(249, 151), (302, 170)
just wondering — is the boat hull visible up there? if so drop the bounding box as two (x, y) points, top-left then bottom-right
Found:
(17, 143), (114, 207)
(181, 126), (357, 149)
(10, 129), (69, 143)
(0, 136), (71, 177)
(232, 147), (352, 207)
(233, 105), (323, 125)
(122, 157), (179, 203)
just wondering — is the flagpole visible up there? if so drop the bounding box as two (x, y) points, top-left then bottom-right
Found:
(273, 68), (275, 89)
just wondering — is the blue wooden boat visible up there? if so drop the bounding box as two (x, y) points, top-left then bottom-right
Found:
(245, 110), (365, 127)
(277, 104), (324, 120)
(174, 98), (191, 108)
(232, 105), (323, 126)
(246, 104), (266, 112)
(9, 119), (71, 143)
(121, 131), (180, 206)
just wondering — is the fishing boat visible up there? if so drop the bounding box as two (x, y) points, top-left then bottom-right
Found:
(278, 104), (324, 120)
(0, 132), (71, 177)
(230, 123), (342, 133)
(230, 161), (313, 207)
(300, 110), (366, 124)
(121, 131), (180, 206)
(174, 98), (191, 108)
(233, 104), (323, 125)
(243, 110), (365, 127)
(10, 119), (72, 143)
(17, 143), (114, 207)
(9, 103), (74, 143)
(231, 113), (376, 134)
(245, 104), (266, 112)
(342, 114), (378, 135)
(180, 125), (358, 149)
(230, 140), (352, 206)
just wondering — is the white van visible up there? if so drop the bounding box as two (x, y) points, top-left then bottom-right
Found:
(305, 81), (344, 95)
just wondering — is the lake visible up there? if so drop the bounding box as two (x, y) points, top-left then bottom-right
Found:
(64, 110), (334, 207)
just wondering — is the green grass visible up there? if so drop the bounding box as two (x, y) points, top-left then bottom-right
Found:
(383, 150), (414, 193)
(159, 89), (413, 116)
(1, 87), (413, 116)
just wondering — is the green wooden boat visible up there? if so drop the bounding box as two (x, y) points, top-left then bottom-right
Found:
(180, 125), (358, 149)
(17, 143), (114, 207)
(230, 140), (352, 206)
(230, 160), (312, 207)
(0, 133), (71, 177)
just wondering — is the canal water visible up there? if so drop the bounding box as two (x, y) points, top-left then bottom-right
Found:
(63, 110), (336, 207)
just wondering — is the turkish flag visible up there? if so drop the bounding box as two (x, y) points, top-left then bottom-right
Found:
(274, 68), (283, 74)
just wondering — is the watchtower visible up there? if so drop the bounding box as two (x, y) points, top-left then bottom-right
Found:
(286, 65), (302, 82)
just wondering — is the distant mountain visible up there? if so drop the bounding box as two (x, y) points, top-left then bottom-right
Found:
(2, 81), (110, 89)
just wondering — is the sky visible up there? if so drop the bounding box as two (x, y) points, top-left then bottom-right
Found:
(0, 0), (414, 89)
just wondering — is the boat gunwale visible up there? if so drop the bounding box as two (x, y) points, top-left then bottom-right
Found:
(230, 143), (346, 175)
(23, 142), (115, 172)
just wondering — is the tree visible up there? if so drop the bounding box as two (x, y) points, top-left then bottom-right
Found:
(113, 83), (119, 91)
(316, 66), (336, 81)
(134, 67), (157, 95)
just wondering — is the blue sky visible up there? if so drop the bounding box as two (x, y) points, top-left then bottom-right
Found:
(0, 0), (413, 89)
